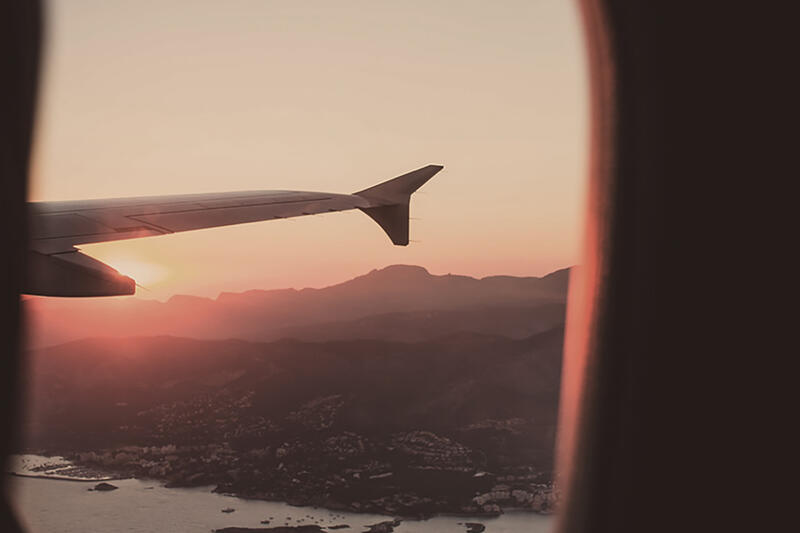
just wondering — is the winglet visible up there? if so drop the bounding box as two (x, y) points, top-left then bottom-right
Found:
(355, 165), (443, 246)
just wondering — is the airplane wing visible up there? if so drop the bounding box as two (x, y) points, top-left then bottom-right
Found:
(25, 164), (443, 297)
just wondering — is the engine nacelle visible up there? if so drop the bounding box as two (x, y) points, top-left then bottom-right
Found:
(25, 250), (135, 297)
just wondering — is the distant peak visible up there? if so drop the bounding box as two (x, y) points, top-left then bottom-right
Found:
(348, 264), (432, 286)
(378, 264), (430, 274)
(361, 264), (431, 280)
(215, 287), (298, 302)
(542, 266), (573, 280)
(165, 294), (213, 305)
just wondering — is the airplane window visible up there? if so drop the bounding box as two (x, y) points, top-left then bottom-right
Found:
(12, 1), (588, 532)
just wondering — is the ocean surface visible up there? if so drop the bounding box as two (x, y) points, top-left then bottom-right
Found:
(8, 456), (554, 533)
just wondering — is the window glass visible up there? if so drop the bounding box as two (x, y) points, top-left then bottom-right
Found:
(15, 2), (587, 531)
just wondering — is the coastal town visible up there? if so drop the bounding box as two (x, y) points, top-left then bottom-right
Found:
(57, 389), (559, 517)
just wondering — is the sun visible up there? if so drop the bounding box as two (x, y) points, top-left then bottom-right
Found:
(99, 256), (167, 288)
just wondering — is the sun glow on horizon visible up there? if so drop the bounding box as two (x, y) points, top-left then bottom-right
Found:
(86, 253), (168, 289)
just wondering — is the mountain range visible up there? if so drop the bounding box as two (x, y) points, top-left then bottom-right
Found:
(20, 264), (570, 515)
(23, 264), (570, 347)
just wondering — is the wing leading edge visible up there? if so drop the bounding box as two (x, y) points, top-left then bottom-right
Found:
(25, 165), (443, 297)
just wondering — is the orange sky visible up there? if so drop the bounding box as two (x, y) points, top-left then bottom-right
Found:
(29, 0), (588, 300)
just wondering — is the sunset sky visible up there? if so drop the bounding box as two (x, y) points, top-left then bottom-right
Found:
(29, 0), (588, 300)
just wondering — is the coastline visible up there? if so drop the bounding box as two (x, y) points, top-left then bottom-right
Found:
(7, 471), (118, 482)
(10, 473), (556, 533)
(7, 453), (120, 483)
(10, 452), (556, 521)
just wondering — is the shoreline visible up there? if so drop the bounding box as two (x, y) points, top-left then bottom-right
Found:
(7, 471), (119, 482)
(10, 452), (556, 519)
(7, 453), (123, 483)
(11, 474), (556, 533)
(7, 470), (551, 522)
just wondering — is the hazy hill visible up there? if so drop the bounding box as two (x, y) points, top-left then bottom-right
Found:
(24, 265), (570, 348)
(24, 327), (564, 470)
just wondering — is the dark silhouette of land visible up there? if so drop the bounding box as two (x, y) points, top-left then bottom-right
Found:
(20, 265), (568, 516)
(24, 265), (569, 347)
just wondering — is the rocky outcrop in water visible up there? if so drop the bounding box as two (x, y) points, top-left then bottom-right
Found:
(89, 482), (118, 491)
(364, 519), (402, 533)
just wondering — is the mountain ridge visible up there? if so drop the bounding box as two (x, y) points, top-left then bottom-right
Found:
(154, 265), (571, 305)
(24, 264), (571, 348)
